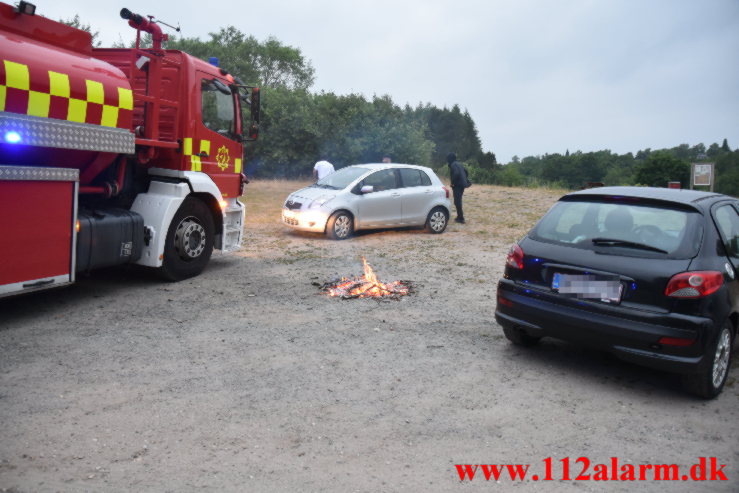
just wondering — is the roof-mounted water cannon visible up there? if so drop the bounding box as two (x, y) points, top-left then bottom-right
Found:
(120, 7), (179, 50)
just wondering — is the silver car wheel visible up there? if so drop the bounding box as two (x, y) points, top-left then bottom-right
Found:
(712, 327), (731, 389)
(334, 215), (351, 239)
(429, 210), (447, 232)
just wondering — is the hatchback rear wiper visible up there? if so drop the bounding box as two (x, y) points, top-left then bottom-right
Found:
(591, 237), (668, 254)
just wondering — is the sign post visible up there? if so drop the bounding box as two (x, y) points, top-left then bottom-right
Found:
(691, 163), (714, 191)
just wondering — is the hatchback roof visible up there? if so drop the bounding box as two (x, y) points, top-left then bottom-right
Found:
(566, 186), (727, 206)
(351, 163), (432, 171)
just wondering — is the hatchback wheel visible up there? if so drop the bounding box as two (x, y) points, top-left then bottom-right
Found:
(424, 207), (449, 234)
(682, 322), (734, 399)
(326, 211), (353, 240)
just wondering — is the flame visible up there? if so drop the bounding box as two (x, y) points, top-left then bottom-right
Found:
(324, 257), (410, 299)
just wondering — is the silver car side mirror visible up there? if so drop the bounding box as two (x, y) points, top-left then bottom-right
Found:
(361, 185), (374, 194)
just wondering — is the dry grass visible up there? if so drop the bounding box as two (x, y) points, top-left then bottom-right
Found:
(237, 179), (566, 263)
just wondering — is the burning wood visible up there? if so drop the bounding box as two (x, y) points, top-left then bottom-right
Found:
(320, 257), (412, 299)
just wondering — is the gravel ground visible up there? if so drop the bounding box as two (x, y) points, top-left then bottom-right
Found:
(1, 183), (737, 492)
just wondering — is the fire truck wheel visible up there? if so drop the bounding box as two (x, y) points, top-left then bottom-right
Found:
(424, 207), (449, 234)
(160, 197), (215, 281)
(326, 211), (353, 240)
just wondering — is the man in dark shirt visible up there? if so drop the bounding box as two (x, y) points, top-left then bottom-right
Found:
(447, 152), (469, 223)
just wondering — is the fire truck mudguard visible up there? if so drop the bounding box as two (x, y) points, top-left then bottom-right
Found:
(129, 179), (190, 269)
(148, 167), (245, 252)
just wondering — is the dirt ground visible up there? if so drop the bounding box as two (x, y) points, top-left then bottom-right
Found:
(1, 181), (737, 492)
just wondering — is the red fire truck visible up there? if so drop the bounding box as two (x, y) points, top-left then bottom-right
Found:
(0, 1), (260, 297)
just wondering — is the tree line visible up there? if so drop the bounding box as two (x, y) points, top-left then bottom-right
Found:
(498, 140), (737, 196)
(64, 16), (736, 195)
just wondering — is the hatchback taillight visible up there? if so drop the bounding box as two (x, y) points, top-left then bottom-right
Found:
(442, 186), (450, 199)
(506, 244), (524, 270)
(665, 271), (723, 298)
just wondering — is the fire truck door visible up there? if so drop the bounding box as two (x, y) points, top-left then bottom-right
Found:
(193, 74), (242, 198)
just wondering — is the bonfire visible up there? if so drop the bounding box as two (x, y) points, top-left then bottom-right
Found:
(320, 257), (412, 299)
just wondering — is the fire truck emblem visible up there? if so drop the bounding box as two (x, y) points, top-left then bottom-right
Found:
(216, 145), (230, 171)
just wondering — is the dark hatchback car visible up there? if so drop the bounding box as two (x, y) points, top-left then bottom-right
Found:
(495, 187), (738, 398)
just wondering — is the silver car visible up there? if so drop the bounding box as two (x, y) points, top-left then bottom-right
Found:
(282, 163), (452, 239)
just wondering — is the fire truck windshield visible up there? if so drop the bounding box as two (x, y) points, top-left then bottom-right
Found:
(201, 79), (236, 139)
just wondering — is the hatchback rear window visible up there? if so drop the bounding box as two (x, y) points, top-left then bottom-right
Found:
(530, 200), (702, 258)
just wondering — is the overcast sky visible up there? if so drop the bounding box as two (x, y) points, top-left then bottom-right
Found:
(36, 0), (739, 162)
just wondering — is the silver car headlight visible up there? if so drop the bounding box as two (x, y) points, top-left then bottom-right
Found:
(308, 195), (335, 209)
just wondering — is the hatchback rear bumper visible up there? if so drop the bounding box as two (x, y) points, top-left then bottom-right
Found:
(496, 279), (715, 374)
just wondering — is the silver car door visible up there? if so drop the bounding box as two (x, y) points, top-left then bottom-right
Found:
(398, 168), (433, 225)
(356, 169), (402, 227)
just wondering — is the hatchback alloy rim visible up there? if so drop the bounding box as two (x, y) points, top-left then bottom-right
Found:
(430, 211), (446, 231)
(712, 329), (731, 388)
(335, 215), (351, 238)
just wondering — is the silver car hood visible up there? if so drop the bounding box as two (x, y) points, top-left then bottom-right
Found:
(286, 186), (338, 207)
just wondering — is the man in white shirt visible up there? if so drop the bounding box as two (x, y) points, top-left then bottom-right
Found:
(313, 158), (335, 180)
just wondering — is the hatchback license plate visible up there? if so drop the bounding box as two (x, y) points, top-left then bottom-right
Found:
(552, 273), (623, 303)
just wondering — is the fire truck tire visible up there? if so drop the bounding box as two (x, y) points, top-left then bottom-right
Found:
(160, 197), (215, 281)
(326, 211), (353, 240)
(424, 207), (449, 234)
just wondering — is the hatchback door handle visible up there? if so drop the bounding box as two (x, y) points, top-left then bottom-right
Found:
(391, 193), (401, 197)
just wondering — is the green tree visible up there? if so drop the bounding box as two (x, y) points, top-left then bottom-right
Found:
(497, 164), (525, 186)
(59, 14), (101, 47)
(417, 104), (482, 167)
(671, 143), (691, 161)
(714, 151), (739, 197)
(166, 28), (314, 90)
(252, 90), (436, 178)
(691, 143), (706, 159)
(634, 151), (689, 187)
(707, 143), (721, 158)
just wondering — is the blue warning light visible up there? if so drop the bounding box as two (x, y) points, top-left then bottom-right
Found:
(5, 131), (21, 143)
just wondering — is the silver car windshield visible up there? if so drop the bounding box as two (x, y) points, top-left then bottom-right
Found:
(315, 166), (369, 190)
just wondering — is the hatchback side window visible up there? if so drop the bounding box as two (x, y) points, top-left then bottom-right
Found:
(363, 169), (398, 192)
(399, 169), (423, 187)
(714, 205), (739, 264)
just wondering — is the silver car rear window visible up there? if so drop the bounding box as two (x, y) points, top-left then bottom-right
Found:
(531, 200), (703, 257)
